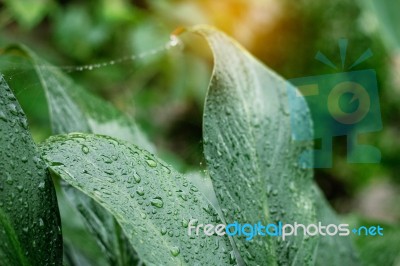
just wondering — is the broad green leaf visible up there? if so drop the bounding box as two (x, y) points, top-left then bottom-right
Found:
(1, 45), (154, 264)
(193, 25), (317, 265)
(193, 25), (358, 265)
(62, 183), (140, 266)
(186, 172), (219, 211)
(0, 75), (62, 265)
(40, 133), (234, 265)
(1, 45), (155, 153)
(57, 186), (111, 266)
(312, 185), (359, 265)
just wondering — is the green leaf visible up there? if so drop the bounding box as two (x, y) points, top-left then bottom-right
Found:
(2, 45), (155, 153)
(0, 75), (62, 265)
(3, 0), (50, 28)
(40, 133), (234, 265)
(57, 186), (114, 266)
(1, 45), (154, 264)
(62, 184), (140, 266)
(192, 25), (358, 265)
(312, 185), (359, 265)
(193, 25), (317, 265)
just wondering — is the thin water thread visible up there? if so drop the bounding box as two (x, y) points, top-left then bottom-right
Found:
(1, 34), (183, 97)
(1, 35), (183, 75)
(56, 35), (184, 73)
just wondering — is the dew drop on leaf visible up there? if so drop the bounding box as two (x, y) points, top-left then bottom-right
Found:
(170, 246), (180, 257)
(81, 145), (89, 154)
(133, 172), (141, 183)
(136, 187), (144, 196)
(182, 218), (188, 228)
(145, 159), (157, 167)
(38, 182), (45, 190)
(0, 110), (7, 121)
(8, 103), (17, 115)
(5, 173), (13, 185)
(150, 197), (164, 208)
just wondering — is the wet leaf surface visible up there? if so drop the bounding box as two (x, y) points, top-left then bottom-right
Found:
(40, 133), (234, 266)
(0, 75), (62, 265)
(193, 25), (358, 265)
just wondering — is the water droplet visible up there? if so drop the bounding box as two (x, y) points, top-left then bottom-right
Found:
(150, 197), (164, 208)
(170, 246), (180, 257)
(6, 173), (13, 185)
(39, 218), (44, 227)
(246, 250), (255, 261)
(104, 169), (114, 175)
(161, 227), (167, 235)
(102, 156), (113, 164)
(20, 118), (28, 129)
(136, 187), (144, 196)
(38, 182), (45, 189)
(8, 104), (17, 115)
(133, 172), (141, 183)
(0, 111), (7, 122)
(178, 193), (187, 201)
(82, 145), (89, 154)
(146, 159), (157, 167)
(163, 165), (171, 174)
(182, 218), (188, 227)
(229, 251), (236, 264)
(21, 157), (28, 163)
(106, 177), (116, 184)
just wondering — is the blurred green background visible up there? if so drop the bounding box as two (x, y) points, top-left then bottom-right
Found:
(1, 0), (399, 263)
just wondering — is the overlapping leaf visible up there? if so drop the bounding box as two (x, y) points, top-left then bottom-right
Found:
(2, 45), (154, 152)
(1, 45), (152, 265)
(0, 75), (62, 265)
(193, 25), (358, 265)
(40, 133), (234, 265)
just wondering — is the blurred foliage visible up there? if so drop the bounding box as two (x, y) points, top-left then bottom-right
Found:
(1, 0), (399, 263)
